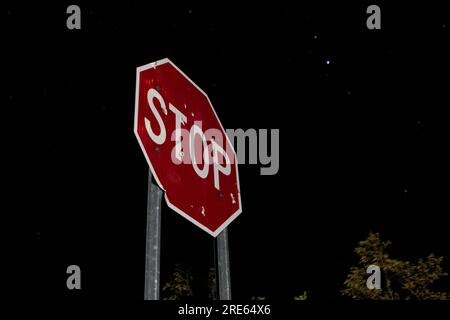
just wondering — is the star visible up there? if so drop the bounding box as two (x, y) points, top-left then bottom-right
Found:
(326, 60), (331, 65)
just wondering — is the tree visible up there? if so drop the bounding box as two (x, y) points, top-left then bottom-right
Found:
(294, 291), (308, 300)
(162, 264), (193, 300)
(208, 267), (217, 300)
(342, 232), (450, 300)
(251, 296), (267, 300)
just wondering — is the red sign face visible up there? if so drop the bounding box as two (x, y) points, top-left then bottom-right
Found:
(134, 58), (242, 237)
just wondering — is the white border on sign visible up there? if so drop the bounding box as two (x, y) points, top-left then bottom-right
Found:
(134, 58), (242, 237)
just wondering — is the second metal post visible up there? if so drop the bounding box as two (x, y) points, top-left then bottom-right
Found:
(144, 171), (163, 300)
(216, 228), (232, 300)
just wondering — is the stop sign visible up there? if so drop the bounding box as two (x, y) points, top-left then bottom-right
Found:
(134, 58), (242, 237)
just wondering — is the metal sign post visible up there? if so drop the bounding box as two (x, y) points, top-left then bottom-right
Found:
(144, 170), (163, 300)
(216, 228), (232, 300)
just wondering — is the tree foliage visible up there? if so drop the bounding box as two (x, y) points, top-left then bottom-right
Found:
(162, 264), (193, 300)
(208, 267), (217, 300)
(342, 232), (450, 300)
(251, 296), (267, 300)
(294, 291), (308, 300)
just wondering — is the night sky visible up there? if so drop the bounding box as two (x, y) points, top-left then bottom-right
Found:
(3, 2), (450, 300)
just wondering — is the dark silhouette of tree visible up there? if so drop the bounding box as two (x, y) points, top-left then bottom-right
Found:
(162, 264), (193, 300)
(342, 232), (450, 300)
(208, 267), (217, 300)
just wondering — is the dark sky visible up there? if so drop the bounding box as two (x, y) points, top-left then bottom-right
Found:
(3, 2), (450, 299)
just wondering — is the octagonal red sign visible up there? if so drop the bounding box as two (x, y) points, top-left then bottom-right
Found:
(134, 58), (242, 237)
